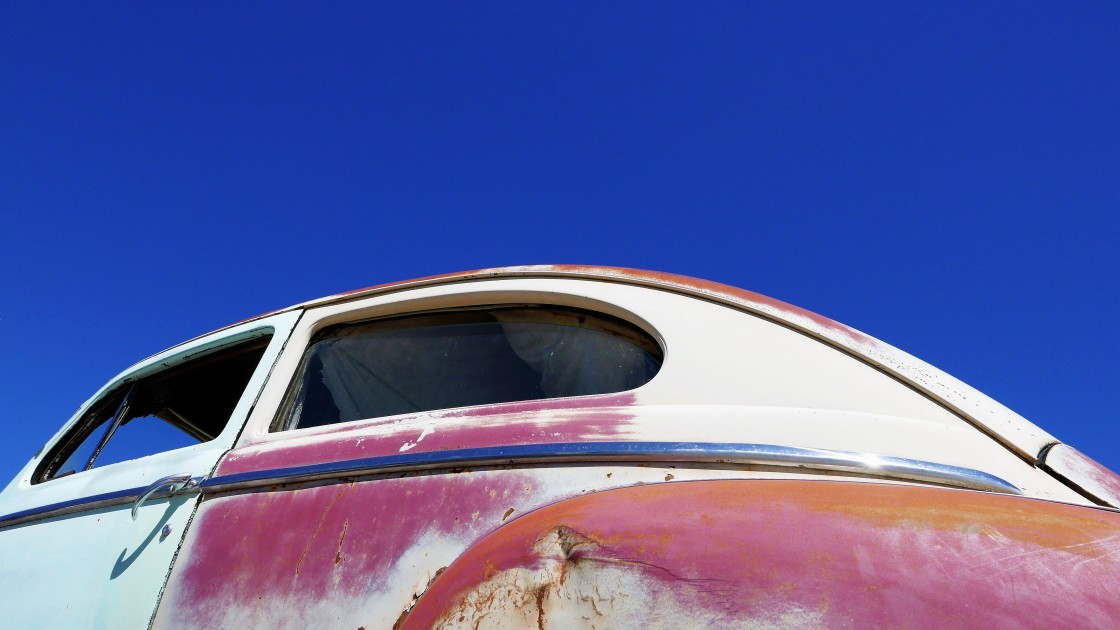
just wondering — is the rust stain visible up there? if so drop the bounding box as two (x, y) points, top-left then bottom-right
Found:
(423, 522), (741, 628)
(334, 519), (350, 566)
(402, 480), (1120, 629)
(395, 566), (447, 630)
(295, 485), (349, 576)
(786, 481), (1118, 553)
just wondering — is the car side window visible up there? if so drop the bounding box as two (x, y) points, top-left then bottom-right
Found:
(35, 335), (272, 483)
(276, 306), (663, 430)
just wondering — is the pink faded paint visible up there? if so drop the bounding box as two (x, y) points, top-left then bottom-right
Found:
(155, 470), (542, 628)
(439, 393), (638, 418)
(1044, 443), (1120, 508)
(217, 394), (637, 476)
(402, 479), (1120, 628)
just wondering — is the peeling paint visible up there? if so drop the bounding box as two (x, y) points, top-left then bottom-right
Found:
(216, 398), (637, 476)
(400, 424), (436, 452)
(155, 474), (1120, 628)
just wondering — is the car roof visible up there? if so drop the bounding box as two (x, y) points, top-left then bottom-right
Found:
(200, 265), (1061, 463)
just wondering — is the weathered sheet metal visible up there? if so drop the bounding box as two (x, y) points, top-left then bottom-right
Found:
(152, 465), (702, 628)
(264, 265), (1056, 462)
(154, 473), (1120, 629)
(1042, 443), (1120, 508)
(402, 479), (1120, 629)
(11, 266), (1108, 628)
(214, 397), (1069, 501)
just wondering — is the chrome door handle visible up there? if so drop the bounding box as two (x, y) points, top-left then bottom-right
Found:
(131, 474), (197, 520)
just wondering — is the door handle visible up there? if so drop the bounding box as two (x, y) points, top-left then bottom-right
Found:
(131, 473), (198, 520)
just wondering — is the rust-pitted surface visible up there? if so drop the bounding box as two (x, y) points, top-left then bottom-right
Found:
(153, 471), (544, 629)
(155, 463), (704, 629)
(154, 474), (1120, 629)
(1043, 443), (1120, 508)
(402, 480), (1120, 629)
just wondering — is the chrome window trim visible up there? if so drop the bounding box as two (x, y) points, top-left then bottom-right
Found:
(200, 442), (1021, 495)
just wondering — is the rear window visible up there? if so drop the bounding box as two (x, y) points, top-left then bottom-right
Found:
(276, 306), (662, 430)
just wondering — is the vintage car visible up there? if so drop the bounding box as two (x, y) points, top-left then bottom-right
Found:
(2, 266), (1118, 629)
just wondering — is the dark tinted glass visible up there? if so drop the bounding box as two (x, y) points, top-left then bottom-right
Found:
(36, 336), (271, 483)
(280, 307), (662, 429)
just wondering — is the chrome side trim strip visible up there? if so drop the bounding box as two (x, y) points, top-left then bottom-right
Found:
(201, 442), (1022, 495)
(1, 443), (1019, 528)
(0, 477), (203, 529)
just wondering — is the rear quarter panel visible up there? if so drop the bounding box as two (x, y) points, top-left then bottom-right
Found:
(153, 476), (1120, 629)
(401, 479), (1120, 628)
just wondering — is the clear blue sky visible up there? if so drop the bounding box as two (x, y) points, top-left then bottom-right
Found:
(1, 3), (1116, 483)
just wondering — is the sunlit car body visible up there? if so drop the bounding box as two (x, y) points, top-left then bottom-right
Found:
(2, 266), (1118, 628)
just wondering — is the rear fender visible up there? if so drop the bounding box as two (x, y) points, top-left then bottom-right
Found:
(401, 479), (1120, 628)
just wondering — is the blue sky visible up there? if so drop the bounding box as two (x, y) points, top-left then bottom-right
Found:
(1, 3), (1116, 483)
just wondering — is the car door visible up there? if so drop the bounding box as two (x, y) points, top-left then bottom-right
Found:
(0, 311), (299, 630)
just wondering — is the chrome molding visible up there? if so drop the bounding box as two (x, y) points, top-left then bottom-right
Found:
(0, 443), (1020, 528)
(0, 476), (203, 529)
(201, 442), (1022, 495)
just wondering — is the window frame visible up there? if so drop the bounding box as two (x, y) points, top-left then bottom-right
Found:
(270, 304), (665, 432)
(221, 284), (663, 447)
(33, 334), (274, 484)
(0, 311), (301, 523)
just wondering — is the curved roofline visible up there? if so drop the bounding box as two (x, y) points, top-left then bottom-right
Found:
(289, 264), (875, 346)
(229, 265), (1058, 464)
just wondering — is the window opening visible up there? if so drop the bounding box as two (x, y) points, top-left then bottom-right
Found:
(277, 306), (662, 430)
(36, 335), (272, 483)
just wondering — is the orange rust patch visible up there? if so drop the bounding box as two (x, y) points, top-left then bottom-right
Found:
(774, 481), (1120, 553)
(402, 479), (1120, 629)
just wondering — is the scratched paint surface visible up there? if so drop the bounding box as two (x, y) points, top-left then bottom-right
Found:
(155, 473), (1120, 629)
(1044, 444), (1120, 508)
(216, 395), (636, 475)
(155, 464), (714, 629)
(146, 266), (1110, 628)
(402, 480), (1120, 629)
(212, 399), (1072, 501)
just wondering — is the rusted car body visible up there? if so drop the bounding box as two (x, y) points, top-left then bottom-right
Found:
(2, 266), (1118, 628)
